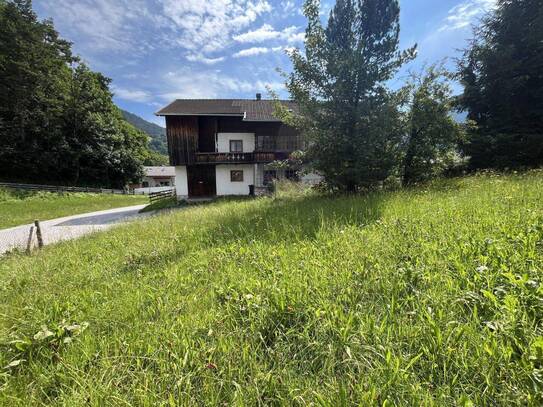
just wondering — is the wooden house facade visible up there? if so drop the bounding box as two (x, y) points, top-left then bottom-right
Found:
(156, 95), (310, 198)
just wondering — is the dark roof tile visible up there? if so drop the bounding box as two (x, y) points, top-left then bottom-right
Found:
(156, 99), (297, 122)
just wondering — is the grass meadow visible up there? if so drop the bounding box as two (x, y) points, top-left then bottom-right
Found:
(0, 172), (542, 405)
(0, 189), (148, 229)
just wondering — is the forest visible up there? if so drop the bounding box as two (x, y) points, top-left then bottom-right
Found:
(0, 0), (163, 188)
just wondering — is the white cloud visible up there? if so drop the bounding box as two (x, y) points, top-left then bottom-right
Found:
(161, 0), (273, 54)
(160, 69), (283, 99)
(439, 0), (496, 32)
(279, 0), (297, 17)
(186, 53), (225, 65)
(233, 46), (292, 58)
(234, 23), (305, 44)
(112, 86), (152, 103)
(39, 0), (164, 55)
(233, 47), (270, 58)
(39, 0), (275, 64)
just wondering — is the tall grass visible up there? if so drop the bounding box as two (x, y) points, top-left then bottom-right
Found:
(0, 189), (147, 229)
(0, 172), (542, 405)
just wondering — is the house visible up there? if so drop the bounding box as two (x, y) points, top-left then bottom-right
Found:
(155, 94), (307, 199)
(130, 166), (175, 194)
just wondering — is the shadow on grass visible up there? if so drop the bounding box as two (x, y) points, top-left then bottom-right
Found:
(139, 197), (184, 213)
(115, 191), (388, 275)
(206, 192), (386, 246)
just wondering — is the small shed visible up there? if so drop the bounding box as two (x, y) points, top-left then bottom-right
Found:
(141, 166), (175, 188)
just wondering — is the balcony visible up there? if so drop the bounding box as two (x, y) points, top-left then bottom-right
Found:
(195, 151), (281, 164)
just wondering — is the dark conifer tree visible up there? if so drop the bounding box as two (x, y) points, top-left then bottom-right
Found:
(458, 0), (543, 169)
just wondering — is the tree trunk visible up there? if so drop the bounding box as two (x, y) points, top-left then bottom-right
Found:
(402, 129), (418, 186)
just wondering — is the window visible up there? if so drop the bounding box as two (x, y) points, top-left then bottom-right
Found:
(160, 181), (170, 186)
(230, 140), (243, 153)
(142, 181), (149, 187)
(257, 135), (275, 151)
(263, 170), (277, 185)
(231, 170), (244, 182)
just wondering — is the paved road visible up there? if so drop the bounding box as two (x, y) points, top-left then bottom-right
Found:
(0, 204), (150, 255)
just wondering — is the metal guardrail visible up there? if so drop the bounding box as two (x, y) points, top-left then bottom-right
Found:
(149, 188), (176, 203)
(0, 182), (133, 194)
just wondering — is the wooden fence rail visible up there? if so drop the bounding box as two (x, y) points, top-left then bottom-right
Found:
(0, 182), (133, 195)
(149, 188), (176, 203)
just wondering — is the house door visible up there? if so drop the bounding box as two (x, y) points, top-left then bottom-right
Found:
(187, 165), (216, 197)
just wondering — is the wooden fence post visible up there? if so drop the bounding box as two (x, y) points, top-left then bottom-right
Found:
(26, 226), (35, 254)
(34, 220), (44, 248)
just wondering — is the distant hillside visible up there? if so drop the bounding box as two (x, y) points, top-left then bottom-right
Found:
(121, 110), (167, 155)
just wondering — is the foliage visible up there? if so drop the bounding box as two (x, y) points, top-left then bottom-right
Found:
(61, 64), (148, 187)
(3, 321), (89, 372)
(402, 66), (465, 185)
(0, 0), (153, 188)
(0, 188), (147, 229)
(1, 172), (542, 404)
(142, 150), (170, 166)
(280, 0), (416, 191)
(458, 0), (543, 169)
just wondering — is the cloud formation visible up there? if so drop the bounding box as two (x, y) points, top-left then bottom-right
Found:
(439, 0), (496, 32)
(186, 53), (226, 65)
(162, 0), (273, 54)
(234, 23), (304, 44)
(160, 69), (283, 99)
(33, 0), (494, 120)
(39, 0), (165, 56)
(112, 86), (152, 103)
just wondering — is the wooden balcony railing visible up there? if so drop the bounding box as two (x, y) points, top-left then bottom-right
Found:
(195, 151), (283, 164)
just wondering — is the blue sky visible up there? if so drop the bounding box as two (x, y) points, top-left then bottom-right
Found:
(34, 0), (495, 127)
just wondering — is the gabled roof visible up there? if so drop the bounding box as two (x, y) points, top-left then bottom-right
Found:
(155, 99), (297, 122)
(144, 166), (175, 177)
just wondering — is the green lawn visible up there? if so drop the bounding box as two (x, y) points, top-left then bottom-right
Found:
(1, 172), (542, 405)
(0, 189), (148, 229)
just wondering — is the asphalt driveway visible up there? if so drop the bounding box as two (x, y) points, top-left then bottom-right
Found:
(0, 204), (150, 255)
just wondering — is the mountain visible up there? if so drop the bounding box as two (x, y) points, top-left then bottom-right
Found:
(121, 109), (167, 155)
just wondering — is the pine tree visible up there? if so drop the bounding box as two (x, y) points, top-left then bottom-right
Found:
(283, 0), (415, 190)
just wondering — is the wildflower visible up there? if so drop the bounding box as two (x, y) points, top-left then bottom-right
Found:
(476, 265), (488, 273)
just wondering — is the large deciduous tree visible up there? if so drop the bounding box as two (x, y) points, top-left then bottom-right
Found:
(0, 0), (73, 181)
(458, 0), (543, 169)
(282, 0), (416, 191)
(61, 64), (147, 187)
(402, 67), (464, 185)
(0, 0), (149, 188)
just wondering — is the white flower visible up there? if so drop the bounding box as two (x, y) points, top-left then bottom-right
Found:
(476, 265), (488, 273)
